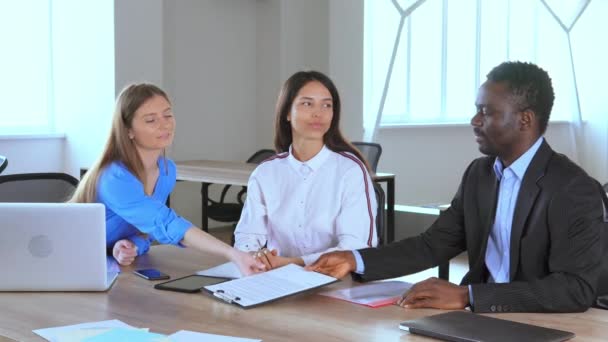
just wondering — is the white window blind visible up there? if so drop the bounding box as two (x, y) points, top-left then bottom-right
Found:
(364, 0), (591, 130)
(0, 0), (53, 134)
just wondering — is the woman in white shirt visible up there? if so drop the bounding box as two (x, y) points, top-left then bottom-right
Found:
(234, 71), (378, 269)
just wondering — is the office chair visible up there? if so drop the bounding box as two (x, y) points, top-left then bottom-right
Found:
(373, 182), (386, 246)
(0, 155), (7, 174)
(202, 149), (276, 242)
(0, 173), (79, 202)
(596, 180), (608, 309)
(352, 142), (382, 173)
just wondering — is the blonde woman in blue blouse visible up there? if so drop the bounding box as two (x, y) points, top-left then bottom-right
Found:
(71, 84), (264, 275)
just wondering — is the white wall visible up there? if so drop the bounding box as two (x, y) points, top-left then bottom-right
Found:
(255, 0), (281, 149)
(114, 0), (164, 91)
(165, 0), (258, 162)
(376, 123), (576, 204)
(162, 1), (260, 226)
(0, 136), (64, 175)
(255, 0), (331, 149)
(329, 0), (365, 141)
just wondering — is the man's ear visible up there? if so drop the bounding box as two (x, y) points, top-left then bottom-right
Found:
(520, 109), (535, 131)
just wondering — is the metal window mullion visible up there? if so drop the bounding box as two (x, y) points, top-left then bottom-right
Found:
(405, 16), (412, 122)
(506, 0), (511, 60)
(532, 0), (539, 62)
(47, 0), (55, 133)
(474, 0), (482, 93)
(373, 14), (407, 138)
(440, 0), (448, 119)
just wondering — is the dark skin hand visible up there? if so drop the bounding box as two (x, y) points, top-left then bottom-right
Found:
(308, 251), (469, 309)
(309, 251), (470, 309)
(397, 277), (470, 309)
(305, 250), (357, 278)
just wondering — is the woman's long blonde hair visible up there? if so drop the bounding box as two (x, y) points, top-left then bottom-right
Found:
(70, 84), (170, 203)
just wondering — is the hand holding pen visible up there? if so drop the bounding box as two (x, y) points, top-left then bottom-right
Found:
(253, 247), (275, 270)
(253, 247), (305, 269)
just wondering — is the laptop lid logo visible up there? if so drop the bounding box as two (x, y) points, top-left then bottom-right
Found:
(28, 235), (53, 258)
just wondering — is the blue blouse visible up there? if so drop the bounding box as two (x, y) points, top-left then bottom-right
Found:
(97, 157), (192, 255)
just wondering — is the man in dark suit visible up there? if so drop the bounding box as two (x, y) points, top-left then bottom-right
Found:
(308, 61), (606, 313)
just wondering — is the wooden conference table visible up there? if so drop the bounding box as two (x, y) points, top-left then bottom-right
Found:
(2, 245), (608, 341)
(176, 160), (397, 243)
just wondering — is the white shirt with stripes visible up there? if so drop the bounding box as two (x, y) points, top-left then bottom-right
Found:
(234, 145), (378, 265)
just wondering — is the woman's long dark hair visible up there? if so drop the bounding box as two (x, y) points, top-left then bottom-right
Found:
(273, 71), (372, 173)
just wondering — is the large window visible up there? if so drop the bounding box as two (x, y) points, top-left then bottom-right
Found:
(364, 0), (591, 128)
(0, 1), (54, 135)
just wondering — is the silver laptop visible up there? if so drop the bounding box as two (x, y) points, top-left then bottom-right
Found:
(0, 203), (119, 291)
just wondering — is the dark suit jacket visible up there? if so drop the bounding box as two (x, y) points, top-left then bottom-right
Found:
(356, 140), (606, 313)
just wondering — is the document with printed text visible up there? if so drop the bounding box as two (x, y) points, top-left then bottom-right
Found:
(204, 264), (337, 308)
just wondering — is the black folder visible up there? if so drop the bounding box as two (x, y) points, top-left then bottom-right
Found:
(399, 311), (574, 342)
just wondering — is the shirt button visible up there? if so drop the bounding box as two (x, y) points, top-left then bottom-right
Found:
(490, 305), (496, 312)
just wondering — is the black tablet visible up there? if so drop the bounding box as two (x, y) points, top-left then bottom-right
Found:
(154, 275), (229, 293)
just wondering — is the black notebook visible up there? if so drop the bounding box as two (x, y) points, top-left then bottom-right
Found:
(399, 311), (574, 342)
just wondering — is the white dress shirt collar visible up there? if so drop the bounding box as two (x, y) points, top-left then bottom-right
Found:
(287, 144), (331, 175)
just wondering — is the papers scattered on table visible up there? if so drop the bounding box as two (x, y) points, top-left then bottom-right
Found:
(33, 320), (133, 341)
(168, 330), (261, 342)
(33, 320), (261, 342)
(79, 328), (167, 342)
(196, 261), (242, 279)
(204, 264), (337, 308)
(319, 280), (412, 308)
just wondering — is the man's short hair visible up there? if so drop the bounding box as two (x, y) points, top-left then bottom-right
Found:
(486, 61), (555, 135)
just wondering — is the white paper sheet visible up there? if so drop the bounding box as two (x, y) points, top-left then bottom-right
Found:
(196, 262), (241, 279)
(204, 264), (336, 308)
(33, 319), (135, 342)
(319, 280), (412, 307)
(168, 330), (261, 342)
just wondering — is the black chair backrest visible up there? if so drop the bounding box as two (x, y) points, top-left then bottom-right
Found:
(208, 149), (277, 207)
(246, 149), (276, 164)
(0, 155), (7, 174)
(0, 173), (79, 203)
(373, 182), (386, 245)
(352, 142), (382, 173)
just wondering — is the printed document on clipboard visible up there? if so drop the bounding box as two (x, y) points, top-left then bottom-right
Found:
(203, 264), (337, 308)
